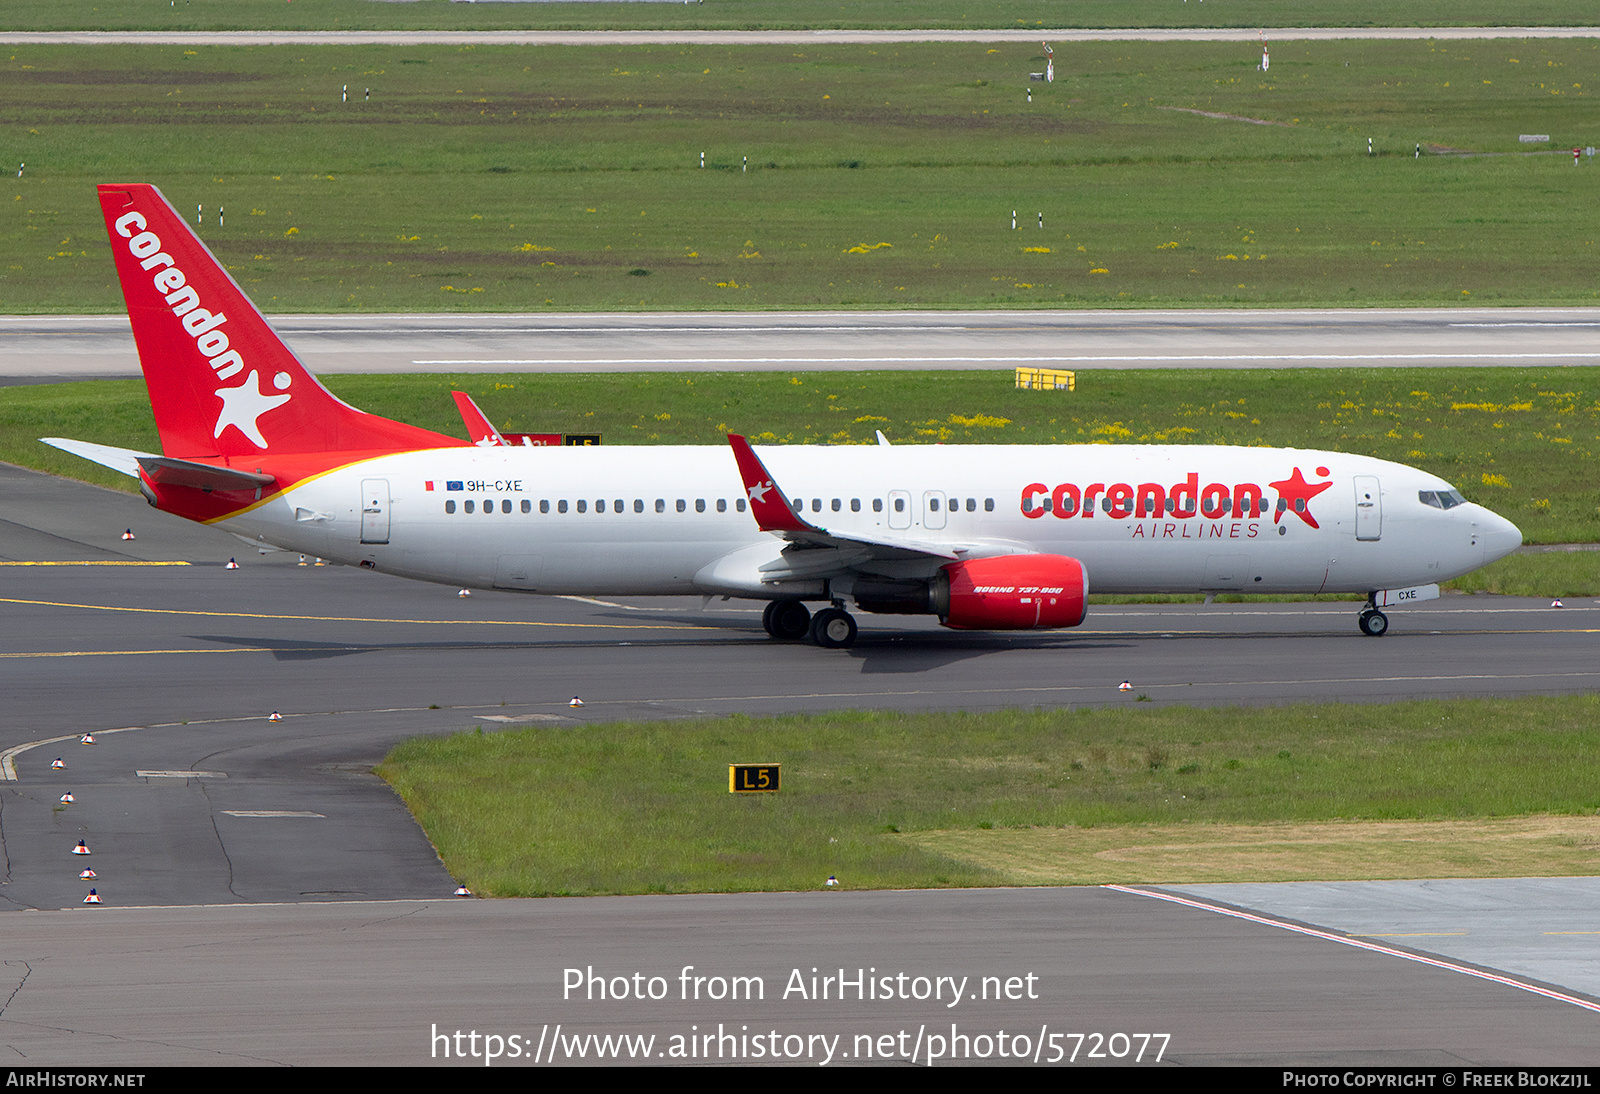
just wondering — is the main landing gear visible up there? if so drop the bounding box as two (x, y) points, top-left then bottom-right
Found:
(762, 599), (858, 648)
(1358, 598), (1389, 637)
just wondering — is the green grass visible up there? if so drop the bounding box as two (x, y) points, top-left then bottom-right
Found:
(375, 696), (1600, 895)
(4, 39), (1600, 312)
(8, 0), (1600, 32)
(1444, 549), (1600, 597)
(11, 367), (1596, 543)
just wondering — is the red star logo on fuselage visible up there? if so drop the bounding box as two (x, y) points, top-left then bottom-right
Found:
(1269, 467), (1334, 528)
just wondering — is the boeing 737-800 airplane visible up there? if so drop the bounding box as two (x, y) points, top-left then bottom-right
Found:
(43, 184), (1523, 649)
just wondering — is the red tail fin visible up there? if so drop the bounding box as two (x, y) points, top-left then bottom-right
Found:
(98, 184), (462, 459)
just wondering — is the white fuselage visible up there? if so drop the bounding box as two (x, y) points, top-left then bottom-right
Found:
(218, 444), (1522, 600)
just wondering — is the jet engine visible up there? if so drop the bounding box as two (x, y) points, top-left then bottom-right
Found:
(934, 554), (1088, 630)
(852, 554), (1088, 630)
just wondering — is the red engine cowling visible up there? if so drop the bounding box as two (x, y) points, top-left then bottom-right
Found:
(935, 554), (1088, 630)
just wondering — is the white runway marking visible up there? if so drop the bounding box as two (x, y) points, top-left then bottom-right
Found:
(222, 810), (325, 818)
(1106, 885), (1600, 1015)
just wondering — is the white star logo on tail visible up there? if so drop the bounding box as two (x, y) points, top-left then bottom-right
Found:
(214, 370), (291, 448)
(747, 480), (772, 504)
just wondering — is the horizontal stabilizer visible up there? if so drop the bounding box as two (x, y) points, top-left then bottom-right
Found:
(135, 456), (276, 493)
(40, 437), (154, 478)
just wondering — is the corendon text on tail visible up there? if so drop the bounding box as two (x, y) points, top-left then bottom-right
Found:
(42, 183), (1524, 649)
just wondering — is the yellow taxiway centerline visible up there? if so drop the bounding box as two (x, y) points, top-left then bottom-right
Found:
(0, 596), (716, 630)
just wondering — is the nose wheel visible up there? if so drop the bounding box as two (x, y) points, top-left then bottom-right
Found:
(1358, 607), (1389, 637)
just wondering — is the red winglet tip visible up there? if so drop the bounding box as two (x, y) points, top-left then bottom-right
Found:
(727, 434), (810, 534)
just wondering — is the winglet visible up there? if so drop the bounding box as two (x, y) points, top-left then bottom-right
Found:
(451, 391), (507, 447)
(726, 434), (815, 534)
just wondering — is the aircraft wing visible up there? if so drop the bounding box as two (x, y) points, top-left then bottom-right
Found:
(726, 433), (963, 565)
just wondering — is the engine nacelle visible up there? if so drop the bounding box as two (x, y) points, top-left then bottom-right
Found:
(934, 554), (1088, 630)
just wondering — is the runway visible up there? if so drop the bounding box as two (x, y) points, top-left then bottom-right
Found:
(8, 307), (1600, 381)
(1, 463), (1597, 1064)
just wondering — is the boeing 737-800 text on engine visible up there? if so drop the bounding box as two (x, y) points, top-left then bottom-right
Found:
(43, 185), (1523, 648)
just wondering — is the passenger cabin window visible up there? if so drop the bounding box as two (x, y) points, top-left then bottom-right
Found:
(716, 499), (727, 513)
(464, 500), (475, 514)
(576, 500), (587, 514)
(696, 499), (706, 513)
(445, 500), (456, 514)
(656, 499), (666, 513)
(874, 499), (884, 513)
(634, 499), (644, 513)
(851, 499), (861, 512)
(615, 499), (624, 513)
(557, 500), (568, 514)
(676, 499), (686, 513)
(929, 498), (940, 512)
(984, 498), (994, 511)
(736, 499), (747, 513)
(521, 500), (531, 514)
(596, 499), (606, 513)
(502, 500), (512, 514)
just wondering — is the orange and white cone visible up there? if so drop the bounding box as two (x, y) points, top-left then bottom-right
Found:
(454, 885), (472, 897)
(79, 868), (95, 879)
(1118, 680), (1133, 692)
(121, 529), (135, 541)
(72, 840), (90, 855)
(569, 696), (584, 708)
(80, 734), (95, 745)
(297, 554), (308, 566)
(59, 792), (74, 804)
(1552, 599), (1564, 608)
(268, 711), (283, 722)
(51, 757), (65, 770)
(225, 557), (240, 570)
(457, 589), (472, 598)
(84, 889), (101, 904)
(826, 875), (839, 887)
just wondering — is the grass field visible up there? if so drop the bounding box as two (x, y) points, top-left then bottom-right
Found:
(4, 39), (1600, 312)
(10, 367), (1597, 550)
(8, 0), (1600, 33)
(374, 696), (1600, 896)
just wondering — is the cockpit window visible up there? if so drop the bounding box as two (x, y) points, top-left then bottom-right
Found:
(1420, 489), (1468, 510)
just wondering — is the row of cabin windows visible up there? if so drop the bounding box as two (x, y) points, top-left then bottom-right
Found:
(442, 496), (1000, 516)
(816, 497), (995, 514)
(444, 498), (749, 516)
(1024, 496), (1285, 516)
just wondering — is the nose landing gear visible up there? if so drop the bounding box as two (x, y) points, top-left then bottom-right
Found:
(1358, 598), (1389, 637)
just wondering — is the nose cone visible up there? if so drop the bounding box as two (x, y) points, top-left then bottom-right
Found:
(1478, 508), (1522, 565)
